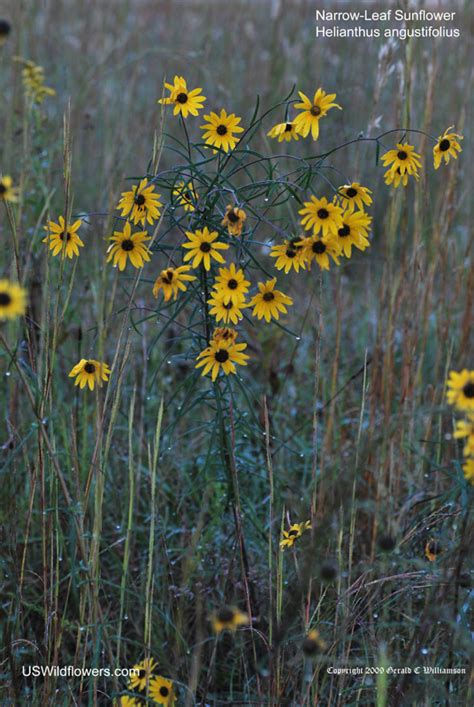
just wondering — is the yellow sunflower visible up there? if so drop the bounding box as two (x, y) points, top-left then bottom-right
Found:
(200, 109), (244, 152)
(381, 143), (421, 177)
(248, 278), (293, 323)
(106, 221), (151, 271)
(222, 204), (247, 236)
(68, 359), (111, 391)
(158, 75), (206, 118)
(280, 521), (311, 550)
(213, 263), (250, 304)
(0, 280), (27, 321)
(128, 657), (158, 692)
(181, 227), (229, 271)
(299, 196), (344, 237)
(384, 166), (416, 188)
(424, 539), (441, 563)
(454, 417), (474, 457)
(302, 629), (327, 656)
(293, 88), (342, 140)
(172, 180), (198, 212)
(267, 121), (301, 142)
(113, 697), (140, 707)
(463, 458), (474, 485)
(433, 126), (463, 169)
(298, 236), (341, 271)
(270, 237), (307, 274)
(208, 291), (246, 325)
(212, 327), (238, 344)
(195, 337), (249, 382)
(446, 370), (474, 412)
(149, 675), (176, 706)
(337, 182), (373, 213)
(42, 215), (84, 259)
(211, 606), (249, 634)
(333, 209), (372, 258)
(0, 175), (19, 203)
(116, 178), (162, 226)
(152, 265), (196, 302)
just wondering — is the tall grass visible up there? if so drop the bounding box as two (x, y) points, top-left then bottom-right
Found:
(0, 1), (472, 705)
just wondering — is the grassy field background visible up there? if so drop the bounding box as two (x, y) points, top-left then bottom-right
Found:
(0, 0), (472, 704)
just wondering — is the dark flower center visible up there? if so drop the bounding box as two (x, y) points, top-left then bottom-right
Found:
(162, 270), (174, 284)
(290, 237), (303, 249)
(346, 187), (357, 198)
(84, 362), (96, 374)
(227, 279), (238, 289)
(0, 184), (7, 195)
(227, 210), (239, 223)
(284, 122), (293, 132)
(397, 150), (408, 160)
(317, 208), (329, 219)
(263, 292), (275, 302)
(0, 292), (12, 306)
(0, 20), (11, 36)
(338, 225), (351, 237)
(312, 241), (326, 254)
(288, 529), (299, 536)
(176, 92), (188, 104)
(427, 540), (441, 555)
(310, 105), (322, 117)
(302, 637), (319, 656)
(134, 194), (146, 206)
(217, 607), (234, 622)
(138, 669), (146, 678)
(59, 231), (71, 241)
(216, 124), (228, 136)
(200, 242), (211, 253)
(463, 382), (474, 398)
(285, 249), (297, 258)
(223, 301), (234, 310)
(159, 686), (170, 697)
(121, 239), (134, 251)
(439, 138), (450, 152)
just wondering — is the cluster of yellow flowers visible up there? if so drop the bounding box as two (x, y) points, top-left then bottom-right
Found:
(446, 370), (474, 484)
(15, 57), (56, 104)
(381, 128), (463, 188)
(116, 657), (175, 706)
